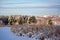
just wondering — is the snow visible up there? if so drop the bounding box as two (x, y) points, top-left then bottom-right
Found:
(0, 25), (60, 40)
(0, 27), (33, 40)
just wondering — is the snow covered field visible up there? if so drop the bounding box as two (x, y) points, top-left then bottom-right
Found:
(11, 25), (60, 40)
(0, 25), (60, 40)
(0, 27), (34, 40)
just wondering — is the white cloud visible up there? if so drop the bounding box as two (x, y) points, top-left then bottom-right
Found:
(0, 0), (60, 16)
(0, 2), (59, 8)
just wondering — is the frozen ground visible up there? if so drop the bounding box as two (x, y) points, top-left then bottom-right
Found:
(11, 25), (60, 40)
(0, 25), (60, 40)
(0, 27), (34, 40)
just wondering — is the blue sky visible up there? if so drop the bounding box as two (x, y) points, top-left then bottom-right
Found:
(0, 0), (60, 16)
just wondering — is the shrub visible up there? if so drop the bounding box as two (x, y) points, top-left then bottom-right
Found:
(29, 16), (37, 24)
(48, 19), (53, 25)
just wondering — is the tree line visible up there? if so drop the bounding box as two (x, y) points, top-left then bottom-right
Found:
(0, 15), (53, 25)
(0, 16), (37, 25)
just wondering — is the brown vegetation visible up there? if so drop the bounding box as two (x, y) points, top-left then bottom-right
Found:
(11, 24), (60, 40)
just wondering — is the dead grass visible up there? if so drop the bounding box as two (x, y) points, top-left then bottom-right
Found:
(11, 24), (60, 40)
